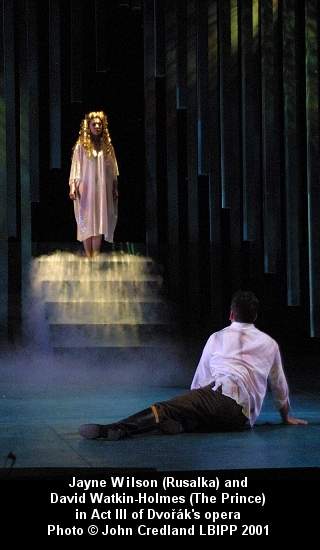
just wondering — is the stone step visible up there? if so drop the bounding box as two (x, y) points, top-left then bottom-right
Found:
(49, 323), (177, 347)
(28, 249), (179, 351)
(44, 301), (174, 324)
(35, 273), (163, 282)
(33, 251), (156, 266)
(38, 280), (164, 301)
(34, 243), (148, 256)
(34, 260), (161, 276)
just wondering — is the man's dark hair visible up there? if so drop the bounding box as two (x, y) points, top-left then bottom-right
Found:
(231, 290), (259, 323)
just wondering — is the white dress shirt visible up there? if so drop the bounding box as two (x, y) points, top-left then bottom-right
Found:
(191, 322), (290, 426)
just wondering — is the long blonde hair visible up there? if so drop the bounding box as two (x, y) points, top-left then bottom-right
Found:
(75, 111), (117, 164)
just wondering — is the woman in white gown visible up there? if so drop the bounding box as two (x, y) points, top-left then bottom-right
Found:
(69, 111), (119, 257)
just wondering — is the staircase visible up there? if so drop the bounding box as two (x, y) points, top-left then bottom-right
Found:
(29, 250), (183, 379)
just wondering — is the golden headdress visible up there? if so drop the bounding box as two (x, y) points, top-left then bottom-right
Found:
(76, 111), (117, 164)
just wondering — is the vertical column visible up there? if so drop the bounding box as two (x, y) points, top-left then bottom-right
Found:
(240, 0), (262, 288)
(197, 0), (212, 318)
(95, 0), (107, 73)
(176, 0), (188, 313)
(187, 0), (198, 242)
(219, 0), (241, 290)
(177, 0), (187, 109)
(166, 1), (178, 244)
(0, 0), (8, 338)
(261, 0), (281, 274)
(144, 0), (158, 252)
(240, 0), (261, 242)
(49, 0), (61, 168)
(282, 0), (301, 306)
(197, 0), (209, 177)
(219, 0), (231, 209)
(155, 0), (167, 246)
(305, 0), (320, 336)
(207, 0), (223, 325)
(3, 0), (17, 237)
(28, 0), (40, 203)
(155, 0), (165, 77)
(165, 0), (179, 295)
(187, 0), (200, 316)
(70, 0), (83, 102)
(18, 0), (32, 321)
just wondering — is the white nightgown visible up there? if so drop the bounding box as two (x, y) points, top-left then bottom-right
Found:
(69, 143), (119, 242)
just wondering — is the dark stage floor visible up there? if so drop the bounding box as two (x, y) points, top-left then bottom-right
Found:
(0, 347), (319, 471)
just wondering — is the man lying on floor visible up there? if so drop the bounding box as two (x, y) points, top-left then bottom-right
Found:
(79, 290), (307, 440)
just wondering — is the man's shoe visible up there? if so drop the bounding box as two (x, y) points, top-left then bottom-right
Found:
(79, 424), (124, 440)
(79, 408), (159, 441)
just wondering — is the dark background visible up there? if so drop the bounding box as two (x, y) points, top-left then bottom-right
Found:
(1, 0), (320, 349)
(34, 0), (145, 244)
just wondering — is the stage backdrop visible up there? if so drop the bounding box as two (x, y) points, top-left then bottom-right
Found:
(144, 0), (320, 340)
(0, 0), (320, 341)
